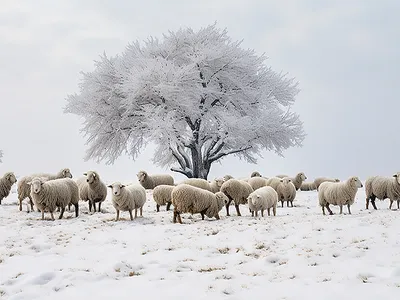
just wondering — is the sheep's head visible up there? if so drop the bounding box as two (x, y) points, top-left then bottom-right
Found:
(223, 175), (233, 182)
(393, 172), (400, 184)
(334, 178), (340, 182)
(214, 178), (224, 188)
(349, 176), (363, 188)
(84, 171), (98, 184)
(5, 172), (17, 184)
(215, 192), (229, 210)
(137, 171), (147, 183)
(251, 171), (261, 178)
(27, 177), (45, 194)
(297, 172), (307, 181)
(281, 178), (292, 186)
(107, 182), (126, 196)
(61, 168), (73, 178)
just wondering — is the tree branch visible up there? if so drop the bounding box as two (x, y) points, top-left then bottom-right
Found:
(208, 146), (252, 163)
(170, 167), (193, 178)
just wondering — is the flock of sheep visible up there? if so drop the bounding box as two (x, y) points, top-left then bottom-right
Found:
(0, 168), (399, 223)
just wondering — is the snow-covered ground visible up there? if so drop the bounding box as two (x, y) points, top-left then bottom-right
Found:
(1, 187), (400, 300)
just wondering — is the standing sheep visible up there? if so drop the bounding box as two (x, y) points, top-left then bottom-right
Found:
(28, 177), (79, 220)
(247, 186), (278, 217)
(152, 184), (174, 212)
(0, 172), (17, 205)
(108, 182), (146, 221)
(209, 178), (224, 193)
(247, 177), (268, 191)
(365, 173), (400, 210)
(76, 171), (107, 213)
(220, 179), (253, 216)
(318, 176), (363, 215)
(284, 172), (307, 191)
(17, 168), (73, 212)
(181, 178), (213, 192)
(137, 170), (174, 189)
(276, 178), (297, 207)
(314, 177), (340, 190)
(300, 182), (317, 191)
(171, 184), (228, 224)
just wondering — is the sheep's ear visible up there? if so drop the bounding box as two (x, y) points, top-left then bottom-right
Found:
(393, 174), (398, 178)
(26, 181), (32, 185)
(107, 185), (113, 188)
(120, 184), (126, 188)
(280, 179), (283, 182)
(83, 173), (87, 176)
(93, 173), (96, 178)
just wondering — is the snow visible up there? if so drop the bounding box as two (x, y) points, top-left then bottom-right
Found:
(1, 188), (400, 299)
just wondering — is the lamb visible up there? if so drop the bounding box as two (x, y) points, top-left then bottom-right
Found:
(27, 177), (79, 220)
(247, 177), (268, 191)
(365, 173), (400, 210)
(137, 170), (174, 189)
(276, 178), (297, 207)
(76, 171), (107, 213)
(17, 168), (73, 212)
(0, 172), (17, 205)
(250, 171), (262, 178)
(318, 176), (363, 215)
(284, 172), (307, 191)
(314, 177), (340, 190)
(171, 184), (228, 224)
(220, 179), (253, 216)
(247, 186), (278, 217)
(108, 182), (146, 221)
(300, 182), (317, 191)
(152, 184), (174, 212)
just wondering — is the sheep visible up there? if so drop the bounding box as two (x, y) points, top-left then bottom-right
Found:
(247, 186), (278, 217)
(152, 184), (174, 212)
(300, 182), (317, 191)
(171, 184), (228, 224)
(247, 177), (268, 191)
(314, 177), (340, 190)
(17, 168), (73, 212)
(220, 179), (253, 216)
(318, 176), (363, 215)
(209, 178), (224, 193)
(284, 172), (307, 191)
(27, 177), (79, 220)
(137, 170), (174, 189)
(0, 172), (17, 205)
(223, 175), (234, 181)
(181, 178), (213, 192)
(276, 178), (297, 207)
(365, 172), (400, 210)
(108, 182), (146, 221)
(76, 171), (107, 213)
(250, 171), (262, 178)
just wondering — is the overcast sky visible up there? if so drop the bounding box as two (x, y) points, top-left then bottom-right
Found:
(1, 0), (399, 183)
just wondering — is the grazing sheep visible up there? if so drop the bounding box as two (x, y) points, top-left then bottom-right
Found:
(152, 184), (174, 212)
(276, 178), (297, 207)
(314, 177), (340, 190)
(318, 176), (363, 215)
(0, 172), (17, 205)
(17, 168), (73, 212)
(137, 170), (174, 189)
(171, 184), (228, 224)
(365, 173), (400, 210)
(300, 182), (317, 191)
(284, 172), (307, 191)
(220, 179), (253, 216)
(250, 171), (262, 178)
(28, 177), (79, 220)
(247, 177), (268, 191)
(247, 186), (278, 217)
(108, 182), (146, 221)
(76, 171), (107, 212)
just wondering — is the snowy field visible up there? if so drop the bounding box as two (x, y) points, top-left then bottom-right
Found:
(1, 185), (400, 300)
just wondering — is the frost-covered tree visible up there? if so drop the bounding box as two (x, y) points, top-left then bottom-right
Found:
(65, 24), (305, 179)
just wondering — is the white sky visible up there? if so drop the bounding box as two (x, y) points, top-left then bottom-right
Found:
(1, 0), (399, 183)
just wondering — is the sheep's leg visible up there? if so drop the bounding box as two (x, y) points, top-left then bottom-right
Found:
(389, 200), (393, 210)
(177, 213), (182, 224)
(215, 213), (220, 220)
(201, 212), (205, 220)
(281, 200), (284, 207)
(287, 200), (289, 207)
(74, 204), (79, 217)
(41, 210), (45, 220)
(261, 210), (264, 217)
(326, 204), (333, 215)
(365, 197), (370, 209)
(129, 210), (133, 220)
(267, 208), (270, 216)
(156, 204), (160, 212)
(166, 202), (171, 211)
(235, 204), (241, 216)
(116, 210), (120, 221)
(347, 204), (351, 214)
(273, 205), (276, 216)
(225, 199), (232, 216)
(59, 206), (65, 219)
(98, 201), (102, 213)
(29, 197), (36, 212)
(255, 210), (258, 217)
(291, 201), (294, 207)
(173, 210), (177, 223)
(50, 211), (55, 221)
(339, 205), (343, 214)
(140, 207), (143, 217)
(397, 200), (400, 210)
(322, 205), (326, 215)
(19, 198), (23, 211)
(251, 211), (254, 217)
(68, 203), (72, 211)
(370, 195), (378, 210)
(88, 201), (92, 212)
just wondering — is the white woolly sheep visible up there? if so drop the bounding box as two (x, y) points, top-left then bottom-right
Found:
(17, 168), (73, 212)
(209, 178), (224, 193)
(365, 172), (400, 210)
(247, 177), (268, 191)
(0, 172), (17, 205)
(223, 174), (234, 181)
(152, 184), (175, 212)
(137, 170), (174, 189)
(276, 178), (297, 207)
(28, 177), (79, 220)
(284, 172), (307, 191)
(314, 177), (340, 190)
(76, 171), (107, 213)
(318, 176), (363, 215)
(171, 184), (229, 224)
(250, 171), (262, 178)
(300, 182), (317, 191)
(181, 178), (213, 192)
(247, 186), (278, 217)
(108, 182), (146, 221)
(220, 179), (253, 216)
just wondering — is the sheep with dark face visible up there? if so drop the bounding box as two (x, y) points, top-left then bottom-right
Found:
(0, 172), (17, 205)
(76, 171), (107, 212)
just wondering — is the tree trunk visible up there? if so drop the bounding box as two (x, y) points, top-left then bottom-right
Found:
(190, 147), (210, 179)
